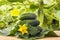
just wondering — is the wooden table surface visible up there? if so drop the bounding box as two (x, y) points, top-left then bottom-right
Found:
(0, 36), (60, 40)
(0, 31), (60, 40)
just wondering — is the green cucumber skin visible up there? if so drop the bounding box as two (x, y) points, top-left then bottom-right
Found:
(27, 20), (40, 26)
(20, 13), (37, 20)
(20, 20), (40, 26)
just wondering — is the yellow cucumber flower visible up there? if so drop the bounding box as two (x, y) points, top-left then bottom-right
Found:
(18, 24), (28, 35)
(11, 8), (20, 16)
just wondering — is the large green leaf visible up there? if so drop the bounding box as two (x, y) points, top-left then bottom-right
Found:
(55, 11), (60, 20)
(0, 27), (13, 35)
(55, 11), (60, 28)
(45, 31), (58, 37)
(0, 26), (18, 36)
(30, 4), (39, 11)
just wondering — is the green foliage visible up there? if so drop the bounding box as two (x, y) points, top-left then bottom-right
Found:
(0, 21), (6, 29)
(7, 0), (26, 3)
(0, 25), (18, 36)
(55, 11), (60, 20)
(45, 31), (58, 37)
(0, 0), (60, 39)
(30, 4), (39, 11)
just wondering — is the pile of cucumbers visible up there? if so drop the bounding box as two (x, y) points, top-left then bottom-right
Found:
(19, 13), (42, 36)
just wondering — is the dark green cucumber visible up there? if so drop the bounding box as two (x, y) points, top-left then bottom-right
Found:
(20, 13), (37, 20)
(20, 20), (40, 26)
(28, 26), (40, 36)
(27, 20), (40, 26)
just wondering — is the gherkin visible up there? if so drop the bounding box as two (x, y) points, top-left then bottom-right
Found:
(19, 20), (40, 26)
(28, 26), (40, 36)
(20, 13), (37, 20)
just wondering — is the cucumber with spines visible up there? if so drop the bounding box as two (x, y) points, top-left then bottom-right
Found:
(20, 13), (37, 20)
(27, 20), (40, 26)
(19, 20), (40, 26)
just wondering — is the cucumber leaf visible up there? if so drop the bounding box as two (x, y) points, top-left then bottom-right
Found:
(7, 0), (26, 3)
(0, 26), (18, 36)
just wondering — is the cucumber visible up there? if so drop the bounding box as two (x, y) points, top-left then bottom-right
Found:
(20, 20), (40, 26)
(20, 13), (37, 20)
(28, 26), (40, 36)
(28, 20), (40, 26)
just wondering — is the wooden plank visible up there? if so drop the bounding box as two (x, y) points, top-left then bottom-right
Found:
(38, 37), (60, 40)
(0, 36), (60, 40)
(0, 31), (60, 40)
(0, 36), (22, 40)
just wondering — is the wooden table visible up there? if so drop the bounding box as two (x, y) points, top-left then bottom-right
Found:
(0, 36), (60, 40)
(0, 31), (60, 40)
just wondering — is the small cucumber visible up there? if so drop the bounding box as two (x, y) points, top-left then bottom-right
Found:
(27, 20), (40, 26)
(20, 13), (37, 20)
(20, 20), (40, 26)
